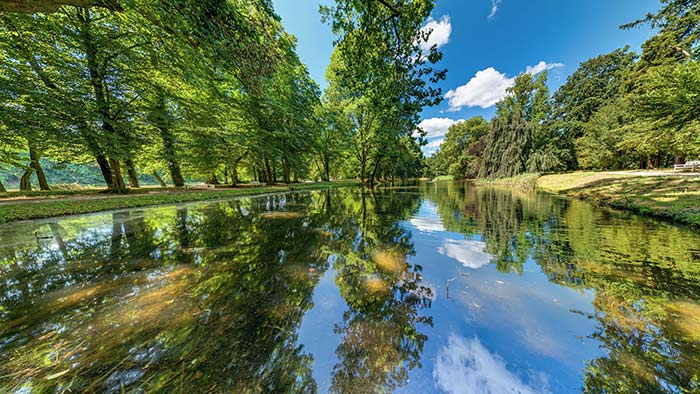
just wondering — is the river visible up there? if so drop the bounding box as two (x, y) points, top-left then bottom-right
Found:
(1, 182), (699, 393)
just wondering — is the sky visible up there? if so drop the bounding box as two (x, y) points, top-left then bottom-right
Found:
(272, 0), (661, 155)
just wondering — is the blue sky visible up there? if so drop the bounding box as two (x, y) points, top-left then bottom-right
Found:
(272, 0), (661, 155)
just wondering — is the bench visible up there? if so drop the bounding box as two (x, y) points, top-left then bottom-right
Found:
(674, 161), (700, 172)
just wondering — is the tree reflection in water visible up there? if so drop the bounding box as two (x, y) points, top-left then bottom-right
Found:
(421, 181), (700, 393)
(0, 189), (431, 393)
(1, 184), (699, 392)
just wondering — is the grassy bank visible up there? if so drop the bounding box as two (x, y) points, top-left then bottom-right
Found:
(473, 173), (541, 190)
(0, 181), (357, 223)
(538, 172), (700, 227)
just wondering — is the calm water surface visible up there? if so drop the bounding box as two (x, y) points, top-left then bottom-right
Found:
(1, 183), (699, 393)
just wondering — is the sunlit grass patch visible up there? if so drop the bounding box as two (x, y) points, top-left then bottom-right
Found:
(538, 172), (700, 227)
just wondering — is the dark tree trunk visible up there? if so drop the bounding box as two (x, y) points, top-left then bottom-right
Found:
(108, 158), (127, 193)
(19, 168), (33, 191)
(223, 166), (228, 184)
(324, 154), (330, 182)
(0, 180), (6, 193)
(675, 155), (685, 165)
(272, 160), (278, 183)
(264, 157), (273, 184)
(96, 154), (113, 188)
(152, 172), (167, 187)
(154, 94), (185, 187)
(360, 158), (366, 185)
(206, 173), (219, 185)
(282, 158), (290, 184)
(28, 142), (50, 190)
(230, 165), (238, 186)
(654, 152), (662, 169)
(80, 9), (128, 194)
(125, 158), (139, 188)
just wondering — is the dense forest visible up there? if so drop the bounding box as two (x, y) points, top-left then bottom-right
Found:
(1, 0), (699, 192)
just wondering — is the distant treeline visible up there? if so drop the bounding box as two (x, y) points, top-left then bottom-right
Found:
(426, 0), (700, 179)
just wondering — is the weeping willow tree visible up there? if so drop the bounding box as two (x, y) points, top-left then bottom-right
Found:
(478, 70), (570, 178)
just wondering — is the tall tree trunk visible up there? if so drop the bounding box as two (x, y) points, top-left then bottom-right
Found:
(80, 9), (128, 194)
(28, 142), (50, 190)
(360, 157), (366, 185)
(0, 180), (6, 193)
(223, 166), (228, 184)
(108, 158), (127, 193)
(125, 158), (139, 188)
(206, 173), (219, 185)
(324, 154), (330, 182)
(230, 164), (238, 186)
(264, 157), (273, 184)
(154, 93), (185, 187)
(272, 160), (277, 183)
(654, 152), (662, 169)
(152, 172), (167, 187)
(282, 158), (290, 184)
(19, 168), (33, 191)
(96, 154), (113, 188)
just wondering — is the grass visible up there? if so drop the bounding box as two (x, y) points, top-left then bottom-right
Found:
(474, 173), (541, 190)
(433, 175), (455, 181)
(538, 172), (700, 227)
(0, 181), (358, 223)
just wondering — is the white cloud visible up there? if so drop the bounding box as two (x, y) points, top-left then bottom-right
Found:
(414, 117), (463, 139)
(445, 61), (565, 111)
(437, 238), (491, 269)
(420, 15), (452, 52)
(488, 0), (502, 20)
(410, 200), (445, 233)
(423, 138), (444, 156)
(526, 61), (564, 75)
(434, 335), (548, 394)
(445, 67), (514, 110)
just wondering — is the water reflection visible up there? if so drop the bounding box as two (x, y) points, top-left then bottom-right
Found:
(420, 181), (700, 393)
(0, 183), (699, 393)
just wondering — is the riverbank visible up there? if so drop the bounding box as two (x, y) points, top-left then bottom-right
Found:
(0, 181), (357, 223)
(537, 172), (700, 227)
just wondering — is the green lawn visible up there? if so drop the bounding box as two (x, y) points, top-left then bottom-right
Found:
(0, 181), (358, 223)
(538, 172), (700, 227)
(474, 173), (541, 189)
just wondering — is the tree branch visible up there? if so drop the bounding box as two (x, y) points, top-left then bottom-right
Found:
(0, 0), (121, 13)
(376, 0), (399, 17)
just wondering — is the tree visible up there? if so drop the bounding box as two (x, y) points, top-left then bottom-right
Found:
(479, 71), (566, 178)
(322, 0), (445, 185)
(552, 47), (637, 140)
(627, 61), (700, 161)
(430, 117), (489, 179)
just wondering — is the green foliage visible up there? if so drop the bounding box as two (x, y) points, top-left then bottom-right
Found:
(0, 1), (332, 193)
(479, 72), (566, 178)
(322, 0), (445, 184)
(428, 117), (489, 179)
